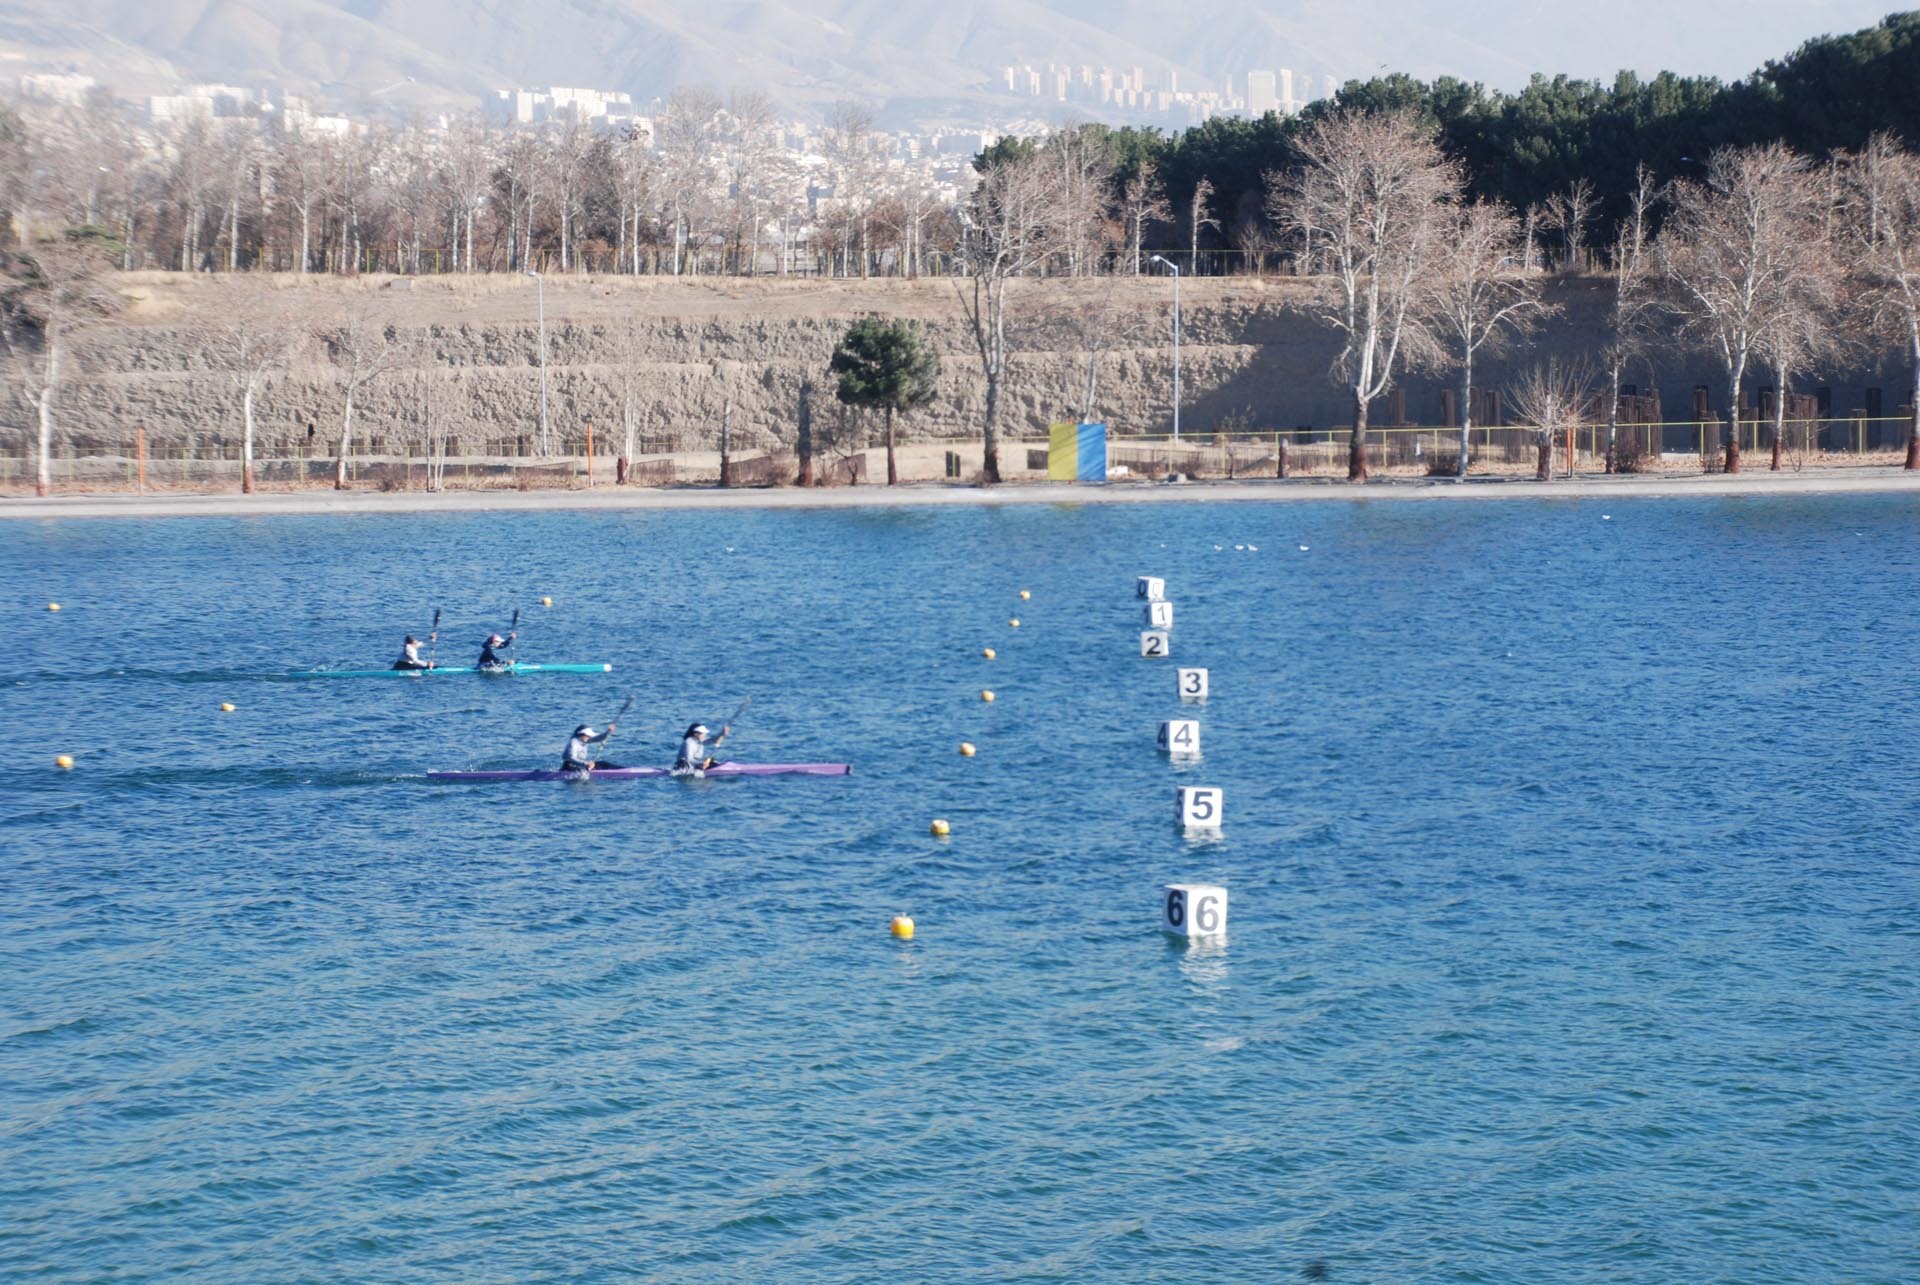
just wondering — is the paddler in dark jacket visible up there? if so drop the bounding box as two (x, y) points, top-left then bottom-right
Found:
(562, 722), (619, 773)
(477, 632), (515, 670)
(392, 634), (435, 670)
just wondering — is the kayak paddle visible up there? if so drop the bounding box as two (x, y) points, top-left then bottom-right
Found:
(509, 607), (520, 668)
(427, 607), (442, 669)
(712, 697), (751, 763)
(599, 694), (636, 762)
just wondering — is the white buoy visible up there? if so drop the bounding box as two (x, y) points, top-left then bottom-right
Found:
(1136, 576), (1165, 601)
(1163, 883), (1227, 939)
(1177, 667), (1209, 701)
(1157, 719), (1201, 757)
(1143, 600), (1174, 630)
(1176, 786), (1223, 831)
(1140, 630), (1169, 658)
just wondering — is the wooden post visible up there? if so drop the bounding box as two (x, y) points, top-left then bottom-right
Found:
(1277, 434), (1288, 479)
(585, 417), (594, 487)
(719, 400), (733, 487)
(137, 425), (146, 493)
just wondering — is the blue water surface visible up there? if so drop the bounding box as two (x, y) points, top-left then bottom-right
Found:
(2, 495), (1917, 1283)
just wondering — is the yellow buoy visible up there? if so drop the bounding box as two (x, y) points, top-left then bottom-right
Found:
(219, 702), (236, 713)
(980, 689), (995, 702)
(982, 647), (996, 660)
(1009, 618), (1020, 628)
(891, 915), (916, 939)
(541, 596), (554, 607)
(47, 603), (61, 612)
(55, 754), (74, 770)
(929, 818), (951, 837)
(959, 742), (976, 757)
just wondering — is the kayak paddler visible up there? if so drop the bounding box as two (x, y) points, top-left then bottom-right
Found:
(562, 722), (620, 774)
(392, 634), (435, 671)
(477, 631), (516, 671)
(673, 722), (729, 775)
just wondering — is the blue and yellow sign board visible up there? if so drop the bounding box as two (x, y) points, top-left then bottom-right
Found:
(1048, 422), (1107, 482)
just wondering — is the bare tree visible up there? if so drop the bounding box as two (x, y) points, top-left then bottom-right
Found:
(1041, 276), (1154, 424)
(1047, 125), (1118, 276)
(657, 88), (723, 275)
(1844, 132), (1920, 470)
(1542, 178), (1598, 272)
(954, 149), (1061, 483)
(1266, 109), (1459, 480)
(823, 100), (882, 277)
(1431, 200), (1549, 477)
(1600, 166), (1664, 472)
(439, 120), (495, 273)
(1187, 176), (1219, 271)
(1506, 357), (1597, 480)
(1659, 143), (1821, 473)
(0, 230), (120, 496)
(319, 300), (402, 489)
(206, 288), (295, 492)
(1120, 164), (1171, 274)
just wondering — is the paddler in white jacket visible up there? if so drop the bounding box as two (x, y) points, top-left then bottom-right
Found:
(561, 722), (619, 774)
(392, 634), (435, 670)
(672, 722), (729, 775)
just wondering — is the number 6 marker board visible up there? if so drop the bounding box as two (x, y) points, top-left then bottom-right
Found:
(1163, 883), (1228, 938)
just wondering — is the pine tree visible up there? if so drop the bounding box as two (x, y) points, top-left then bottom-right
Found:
(828, 318), (940, 485)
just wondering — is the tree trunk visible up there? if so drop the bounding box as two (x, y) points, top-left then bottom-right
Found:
(797, 379), (815, 486)
(1536, 435), (1552, 481)
(1725, 370), (1742, 474)
(242, 381), (256, 494)
(1349, 393), (1369, 482)
(1909, 330), (1920, 470)
(982, 373), (1002, 484)
(35, 334), (59, 498)
(335, 385), (354, 490)
(885, 405), (897, 485)
(1771, 369), (1786, 472)
(1456, 363), (1473, 480)
(1277, 438), (1289, 478)
(1605, 361), (1622, 474)
(719, 401), (732, 487)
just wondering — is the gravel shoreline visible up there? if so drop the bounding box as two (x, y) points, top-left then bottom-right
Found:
(5, 468), (1918, 520)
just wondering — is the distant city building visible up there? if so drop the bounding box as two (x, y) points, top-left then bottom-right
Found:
(18, 72), (96, 105)
(1246, 70), (1277, 116)
(487, 86), (638, 127)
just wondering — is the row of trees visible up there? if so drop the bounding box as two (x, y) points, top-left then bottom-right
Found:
(0, 89), (957, 278)
(7, 14), (1920, 285)
(950, 113), (1920, 481)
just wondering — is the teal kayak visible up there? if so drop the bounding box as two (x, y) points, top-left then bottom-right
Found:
(289, 662), (613, 678)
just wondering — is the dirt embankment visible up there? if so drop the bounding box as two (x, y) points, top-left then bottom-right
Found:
(5, 272), (1905, 456)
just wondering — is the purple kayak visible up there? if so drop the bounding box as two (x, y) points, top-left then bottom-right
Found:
(427, 763), (851, 782)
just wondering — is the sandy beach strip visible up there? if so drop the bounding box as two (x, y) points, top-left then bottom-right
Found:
(4, 469), (1918, 521)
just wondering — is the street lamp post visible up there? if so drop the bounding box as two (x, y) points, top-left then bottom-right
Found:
(1150, 255), (1181, 440)
(526, 268), (550, 456)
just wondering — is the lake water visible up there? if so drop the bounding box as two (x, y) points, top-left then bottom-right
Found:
(3, 495), (1917, 1283)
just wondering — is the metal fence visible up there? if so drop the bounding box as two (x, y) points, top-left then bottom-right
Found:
(2, 418), (1913, 494)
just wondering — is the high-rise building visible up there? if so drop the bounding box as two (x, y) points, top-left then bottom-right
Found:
(1324, 73), (1340, 100)
(1279, 69), (1295, 111)
(1246, 70), (1277, 116)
